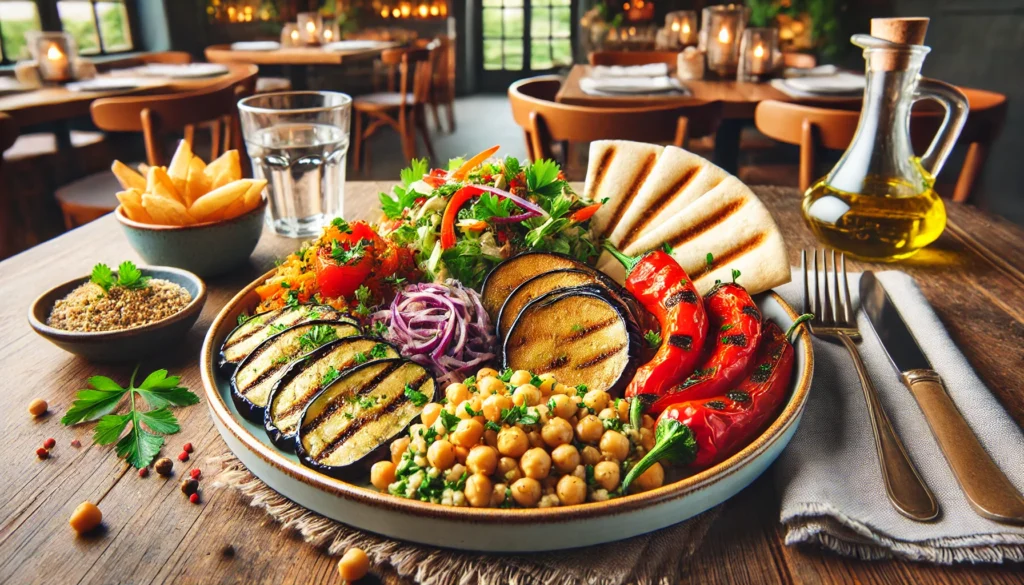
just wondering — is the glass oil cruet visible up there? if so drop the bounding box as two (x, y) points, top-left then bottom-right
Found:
(802, 17), (969, 261)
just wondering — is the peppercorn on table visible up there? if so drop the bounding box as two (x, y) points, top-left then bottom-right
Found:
(1, 183), (1022, 584)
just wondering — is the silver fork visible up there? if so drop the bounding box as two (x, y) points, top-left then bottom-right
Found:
(802, 249), (939, 522)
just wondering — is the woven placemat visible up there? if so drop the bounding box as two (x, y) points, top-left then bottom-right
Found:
(212, 455), (721, 585)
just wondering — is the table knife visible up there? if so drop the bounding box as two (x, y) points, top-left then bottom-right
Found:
(860, 271), (1024, 524)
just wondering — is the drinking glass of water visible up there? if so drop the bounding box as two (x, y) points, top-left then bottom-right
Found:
(238, 91), (352, 238)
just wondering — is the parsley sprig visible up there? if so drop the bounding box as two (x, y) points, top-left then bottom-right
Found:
(91, 261), (150, 292)
(61, 365), (199, 469)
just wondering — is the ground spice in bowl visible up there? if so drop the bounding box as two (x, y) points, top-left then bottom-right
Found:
(47, 279), (192, 333)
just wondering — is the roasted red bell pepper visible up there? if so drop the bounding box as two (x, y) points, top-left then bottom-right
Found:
(439, 185), (483, 249)
(648, 283), (763, 412)
(620, 320), (796, 492)
(604, 243), (708, 404)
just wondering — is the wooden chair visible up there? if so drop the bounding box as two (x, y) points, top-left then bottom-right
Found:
(427, 35), (456, 133)
(753, 88), (1007, 202)
(509, 76), (722, 162)
(53, 66), (258, 228)
(95, 51), (193, 72)
(352, 47), (437, 172)
(588, 51), (679, 67)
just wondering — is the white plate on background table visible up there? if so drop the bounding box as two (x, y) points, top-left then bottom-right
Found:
(140, 63), (230, 78)
(0, 77), (33, 96)
(322, 40), (394, 52)
(65, 77), (164, 92)
(783, 72), (865, 95)
(580, 75), (686, 95)
(231, 41), (281, 51)
(199, 268), (814, 552)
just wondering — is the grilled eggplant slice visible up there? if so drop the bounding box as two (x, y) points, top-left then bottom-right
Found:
(296, 359), (435, 479)
(264, 337), (400, 450)
(231, 321), (360, 422)
(480, 252), (586, 321)
(503, 285), (640, 397)
(220, 304), (354, 372)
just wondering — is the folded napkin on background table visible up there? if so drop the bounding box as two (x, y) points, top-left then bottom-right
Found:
(589, 63), (670, 78)
(580, 76), (682, 96)
(212, 455), (719, 585)
(773, 270), (1024, 563)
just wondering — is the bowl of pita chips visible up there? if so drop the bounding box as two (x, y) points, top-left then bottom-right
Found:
(112, 140), (268, 277)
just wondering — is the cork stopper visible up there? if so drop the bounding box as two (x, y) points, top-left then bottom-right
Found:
(871, 17), (929, 45)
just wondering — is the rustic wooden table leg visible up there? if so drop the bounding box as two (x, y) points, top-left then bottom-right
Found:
(713, 118), (744, 173)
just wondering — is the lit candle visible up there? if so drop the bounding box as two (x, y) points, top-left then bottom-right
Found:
(751, 43), (766, 74)
(291, 29), (299, 43)
(718, 26), (731, 45)
(43, 43), (70, 82)
(430, 5), (439, 16)
(679, 17), (696, 46)
(323, 28), (333, 42)
(418, 4), (428, 17)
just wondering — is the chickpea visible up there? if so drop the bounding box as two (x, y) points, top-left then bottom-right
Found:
(482, 394), (512, 422)
(466, 445), (498, 475)
(477, 367), (499, 379)
(642, 414), (656, 430)
(581, 445), (602, 466)
(483, 429), (499, 448)
(632, 462), (665, 492)
(537, 373), (557, 394)
(477, 376), (506, 397)
(427, 439), (456, 470)
(455, 445), (469, 465)
(575, 414), (604, 444)
(337, 548), (370, 582)
(553, 383), (572, 395)
(456, 396), (484, 421)
(509, 369), (533, 387)
(69, 501), (102, 534)
(597, 407), (617, 421)
(390, 436), (411, 465)
(616, 398), (630, 422)
(583, 389), (611, 413)
(547, 394), (575, 420)
(497, 456), (522, 483)
(28, 398), (48, 417)
(452, 418), (484, 448)
(497, 426), (529, 458)
(541, 417), (573, 447)
(510, 477), (542, 507)
(464, 473), (493, 508)
(512, 384), (542, 407)
(446, 383), (470, 405)
(600, 430), (630, 462)
(527, 430), (545, 449)
(369, 460), (397, 491)
(420, 403), (442, 428)
(491, 483), (509, 507)
(640, 427), (655, 451)
(593, 461), (620, 491)
(556, 475), (587, 506)
(551, 443), (581, 474)
(520, 448), (552, 480)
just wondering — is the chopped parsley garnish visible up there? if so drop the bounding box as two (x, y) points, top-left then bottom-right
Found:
(372, 320), (388, 338)
(369, 343), (390, 359)
(575, 384), (589, 398)
(297, 324), (338, 352)
(352, 352), (368, 365)
(331, 217), (352, 233)
(237, 312), (252, 326)
(354, 285), (373, 317)
(485, 420), (502, 432)
(284, 289), (301, 308)
(498, 369), (514, 383)
(721, 324), (735, 332)
(644, 330), (663, 348)
(706, 252), (714, 267)
(331, 238), (370, 266)
(269, 323), (289, 334)
(320, 366), (341, 387)
(500, 404), (539, 426)
(464, 402), (482, 417)
(405, 384), (428, 407)
(571, 323), (584, 333)
(439, 409), (460, 431)
(602, 416), (623, 432)
(357, 396), (378, 409)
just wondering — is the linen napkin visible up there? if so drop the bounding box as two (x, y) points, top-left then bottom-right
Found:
(589, 63), (670, 78)
(580, 76), (681, 96)
(773, 270), (1024, 563)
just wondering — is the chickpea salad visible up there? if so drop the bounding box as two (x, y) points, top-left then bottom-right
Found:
(369, 368), (665, 509)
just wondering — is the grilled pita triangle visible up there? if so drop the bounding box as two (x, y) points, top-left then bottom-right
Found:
(583, 141), (664, 238)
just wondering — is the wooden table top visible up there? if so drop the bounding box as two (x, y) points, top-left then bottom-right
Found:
(205, 44), (394, 66)
(0, 63), (257, 128)
(1, 182), (1021, 584)
(556, 64), (860, 118)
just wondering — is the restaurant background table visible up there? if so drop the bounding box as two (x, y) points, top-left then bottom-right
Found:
(205, 44), (394, 90)
(0, 183), (1021, 585)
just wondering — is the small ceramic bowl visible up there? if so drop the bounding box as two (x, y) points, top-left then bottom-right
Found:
(28, 266), (207, 362)
(114, 197), (267, 277)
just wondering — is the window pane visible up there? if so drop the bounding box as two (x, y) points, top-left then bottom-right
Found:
(503, 8), (523, 38)
(531, 7), (550, 38)
(551, 0), (571, 5)
(503, 0), (523, 6)
(530, 39), (552, 70)
(57, 1), (101, 55)
(482, 8), (502, 39)
(552, 7), (571, 38)
(503, 39), (522, 70)
(481, 0), (502, 5)
(0, 1), (42, 61)
(97, 1), (132, 52)
(552, 39), (572, 66)
(483, 39), (502, 70)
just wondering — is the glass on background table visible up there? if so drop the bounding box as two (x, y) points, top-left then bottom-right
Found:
(238, 91), (352, 238)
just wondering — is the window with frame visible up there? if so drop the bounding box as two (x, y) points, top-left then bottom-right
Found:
(0, 0), (133, 64)
(0, 1), (43, 62)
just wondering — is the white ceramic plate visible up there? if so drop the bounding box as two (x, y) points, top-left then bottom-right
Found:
(65, 77), (162, 92)
(784, 73), (865, 94)
(200, 269), (813, 552)
(231, 41), (281, 51)
(142, 63), (230, 78)
(322, 40), (394, 52)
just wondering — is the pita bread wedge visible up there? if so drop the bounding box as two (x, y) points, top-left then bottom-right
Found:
(606, 146), (729, 249)
(623, 176), (790, 295)
(583, 140), (663, 239)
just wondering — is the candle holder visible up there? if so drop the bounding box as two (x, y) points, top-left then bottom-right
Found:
(26, 31), (76, 84)
(321, 20), (341, 44)
(702, 4), (748, 78)
(281, 23), (301, 47)
(665, 10), (698, 48)
(738, 28), (779, 82)
(297, 12), (322, 46)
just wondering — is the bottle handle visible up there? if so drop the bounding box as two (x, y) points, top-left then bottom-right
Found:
(913, 78), (969, 178)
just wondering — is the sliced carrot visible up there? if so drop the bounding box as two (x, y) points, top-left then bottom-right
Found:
(450, 145), (501, 182)
(570, 202), (603, 223)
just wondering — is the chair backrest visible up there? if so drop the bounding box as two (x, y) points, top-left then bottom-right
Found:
(95, 51), (192, 71)
(782, 52), (817, 69)
(381, 47), (434, 109)
(90, 65), (258, 167)
(754, 88), (1008, 201)
(509, 75), (722, 161)
(589, 51), (678, 66)
(0, 113), (17, 162)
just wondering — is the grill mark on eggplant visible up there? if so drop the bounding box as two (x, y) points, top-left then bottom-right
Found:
(588, 146), (616, 200)
(621, 166), (703, 248)
(545, 354), (570, 370)
(303, 362), (402, 432)
(575, 344), (627, 369)
(601, 152), (658, 237)
(236, 323), (354, 398)
(690, 232), (767, 281)
(224, 306), (343, 363)
(663, 290), (698, 308)
(564, 317), (617, 342)
(315, 373), (429, 462)
(667, 199), (746, 250)
(668, 334), (693, 350)
(224, 308), (284, 348)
